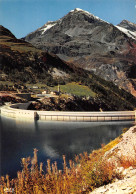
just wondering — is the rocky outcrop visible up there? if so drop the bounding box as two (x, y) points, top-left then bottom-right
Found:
(0, 92), (27, 105)
(91, 125), (136, 193)
(28, 96), (112, 111)
(105, 126), (136, 161)
(24, 8), (136, 96)
(91, 167), (136, 194)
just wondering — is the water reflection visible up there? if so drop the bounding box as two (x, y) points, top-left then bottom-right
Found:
(0, 115), (134, 178)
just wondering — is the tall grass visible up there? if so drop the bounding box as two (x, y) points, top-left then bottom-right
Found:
(0, 145), (128, 194)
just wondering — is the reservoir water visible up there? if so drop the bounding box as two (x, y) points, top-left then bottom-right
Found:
(0, 115), (134, 178)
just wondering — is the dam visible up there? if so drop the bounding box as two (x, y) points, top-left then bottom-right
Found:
(0, 103), (135, 122)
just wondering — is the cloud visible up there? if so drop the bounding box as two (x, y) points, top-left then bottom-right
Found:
(43, 145), (59, 158)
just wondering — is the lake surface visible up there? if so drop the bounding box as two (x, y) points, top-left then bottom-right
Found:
(0, 115), (134, 178)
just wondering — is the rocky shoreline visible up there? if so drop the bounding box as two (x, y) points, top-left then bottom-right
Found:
(91, 166), (136, 193)
(91, 125), (136, 194)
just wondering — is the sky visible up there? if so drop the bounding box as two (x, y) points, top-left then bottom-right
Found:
(0, 0), (136, 38)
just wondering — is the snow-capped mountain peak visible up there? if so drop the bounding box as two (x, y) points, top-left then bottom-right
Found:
(24, 9), (136, 97)
(69, 8), (109, 24)
(70, 8), (95, 16)
(118, 20), (136, 32)
(116, 25), (136, 39)
(70, 8), (83, 12)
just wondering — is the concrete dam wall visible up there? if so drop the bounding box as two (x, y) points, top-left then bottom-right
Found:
(0, 103), (135, 122)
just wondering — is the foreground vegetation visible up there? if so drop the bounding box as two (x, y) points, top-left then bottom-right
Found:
(1, 132), (136, 194)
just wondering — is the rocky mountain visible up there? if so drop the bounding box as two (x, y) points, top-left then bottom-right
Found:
(1, 25), (136, 111)
(116, 20), (136, 40)
(117, 20), (136, 32)
(24, 8), (136, 96)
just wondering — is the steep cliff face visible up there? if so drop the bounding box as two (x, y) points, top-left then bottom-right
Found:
(24, 8), (136, 96)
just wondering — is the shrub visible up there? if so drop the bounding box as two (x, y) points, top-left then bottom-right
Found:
(0, 147), (124, 194)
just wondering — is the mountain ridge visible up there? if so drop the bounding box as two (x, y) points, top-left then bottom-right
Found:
(1, 25), (136, 111)
(24, 8), (136, 97)
(117, 20), (136, 32)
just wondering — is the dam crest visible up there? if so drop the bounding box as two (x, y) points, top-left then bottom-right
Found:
(0, 103), (136, 122)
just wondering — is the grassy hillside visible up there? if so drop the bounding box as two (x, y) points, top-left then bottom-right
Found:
(49, 82), (96, 97)
(0, 25), (136, 111)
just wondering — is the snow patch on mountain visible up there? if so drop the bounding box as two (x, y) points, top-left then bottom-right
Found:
(40, 22), (56, 34)
(70, 8), (110, 24)
(116, 26), (136, 39)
